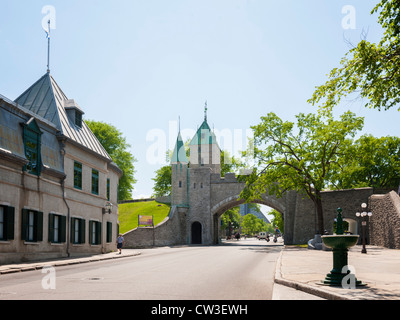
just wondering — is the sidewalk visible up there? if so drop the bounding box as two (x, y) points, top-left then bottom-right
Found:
(0, 250), (141, 275)
(275, 245), (400, 300)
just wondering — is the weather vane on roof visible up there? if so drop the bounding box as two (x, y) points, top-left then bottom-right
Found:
(41, 5), (56, 73)
(43, 19), (51, 73)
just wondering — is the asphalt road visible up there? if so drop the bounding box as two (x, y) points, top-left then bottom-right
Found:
(0, 238), (286, 300)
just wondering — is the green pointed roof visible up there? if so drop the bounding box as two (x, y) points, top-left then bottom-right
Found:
(171, 132), (188, 164)
(189, 120), (218, 146)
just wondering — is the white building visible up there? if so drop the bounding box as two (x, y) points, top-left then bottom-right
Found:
(0, 72), (122, 264)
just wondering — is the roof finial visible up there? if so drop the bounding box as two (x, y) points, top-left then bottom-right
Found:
(44, 19), (51, 73)
(204, 100), (208, 122)
(178, 116), (181, 132)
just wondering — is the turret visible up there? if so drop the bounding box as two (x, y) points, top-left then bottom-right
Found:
(171, 131), (189, 207)
(189, 106), (221, 175)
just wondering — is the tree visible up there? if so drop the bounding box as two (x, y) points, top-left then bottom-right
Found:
(309, 0), (400, 112)
(241, 214), (266, 236)
(220, 207), (242, 237)
(221, 150), (244, 177)
(240, 111), (364, 235)
(86, 120), (137, 200)
(335, 135), (400, 190)
(152, 165), (171, 198)
(268, 209), (284, 233)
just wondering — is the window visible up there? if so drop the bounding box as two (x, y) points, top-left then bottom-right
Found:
(92, 169), (99, 195)
(75, 111), (82, 128)
(21, 209), (43, 242)
(0, 206), (11, 241)
(71, 217), (85, 244)
(179, 181), (182, 188)
(89, 220), (101, 245)
(74, 162), (82, 189)
(107, 178), (110, 201)
(28, 212), (34, 241)
(48, 213), (66, 243)
(23, 119), (42, 176)
(53, 215), (59, 242)
(106, 222), (112, 243)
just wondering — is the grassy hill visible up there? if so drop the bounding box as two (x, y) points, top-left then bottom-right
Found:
(118, 201), (170, 234)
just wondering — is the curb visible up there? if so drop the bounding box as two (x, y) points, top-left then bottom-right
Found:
(273, 250), (351, 300)
(0, 252), (141, 275)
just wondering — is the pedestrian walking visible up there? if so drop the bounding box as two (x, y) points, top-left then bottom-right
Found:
(116, 233), (124, 254)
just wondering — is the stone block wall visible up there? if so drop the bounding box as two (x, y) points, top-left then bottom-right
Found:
(369, 191), (400, 249)
(123, 206), (188, 248)
(289, 188), (374, 245)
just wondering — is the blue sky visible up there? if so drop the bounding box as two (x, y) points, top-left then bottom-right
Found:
(1, 0), (399, 206)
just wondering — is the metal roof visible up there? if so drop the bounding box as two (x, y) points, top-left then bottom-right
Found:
(14, 73), (111, 160)
(189, 119), (219, 146)
(171, 132), (188, 164)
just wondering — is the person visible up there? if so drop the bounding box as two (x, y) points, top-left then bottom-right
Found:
(116, 233), (124, 254)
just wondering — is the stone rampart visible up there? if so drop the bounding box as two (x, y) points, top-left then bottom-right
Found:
(123, 206), (188, 248)
(369, 191), (400, 249)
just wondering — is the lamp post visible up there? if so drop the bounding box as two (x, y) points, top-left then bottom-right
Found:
(103, 202), (113, 214)
(355, 203), (372, 254)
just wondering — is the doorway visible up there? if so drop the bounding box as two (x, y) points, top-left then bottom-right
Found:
(191, 222), (202, 244)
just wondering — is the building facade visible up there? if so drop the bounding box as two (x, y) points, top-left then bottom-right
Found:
(0, 72), (122, 264)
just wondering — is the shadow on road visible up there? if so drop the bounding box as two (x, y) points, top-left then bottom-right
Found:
(219, 239), (284, 253)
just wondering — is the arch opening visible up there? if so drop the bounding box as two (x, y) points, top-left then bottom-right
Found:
(211, 194), (285, 245)
(191, 221), (202, 244)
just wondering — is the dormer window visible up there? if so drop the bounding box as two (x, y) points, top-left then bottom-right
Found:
(22, 118), (42, 176)
(75, 111), (82, 128)
(64, 99), (84, 129)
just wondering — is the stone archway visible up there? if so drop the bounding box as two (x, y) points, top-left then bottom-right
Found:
(210, 194), (286, 244)
(191, 221), (202, 244)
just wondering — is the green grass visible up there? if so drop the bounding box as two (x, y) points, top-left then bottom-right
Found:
(118, 201), (171, 234)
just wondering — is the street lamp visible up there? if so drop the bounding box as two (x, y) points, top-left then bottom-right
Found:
(355, 202), (372, 254)
(103, 202), (113, 214)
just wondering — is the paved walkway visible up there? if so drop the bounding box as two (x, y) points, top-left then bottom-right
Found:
(275, 245), (400, 300)
(0, 250), (141, 275)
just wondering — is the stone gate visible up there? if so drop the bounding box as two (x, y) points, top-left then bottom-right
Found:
(123, 114), (374, 248)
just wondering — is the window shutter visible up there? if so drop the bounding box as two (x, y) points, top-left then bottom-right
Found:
(6, 206), (15, 240)
(36, 211), (43, 241)
(60, 215), (66, 243)
(96, 222), (102, 245)
(79, 219), (85, 244)
(21, 209), (28, 241)
(48, 213), (54, 242)
(70, 218), (75, 243)
(89, 221), (93, 245)
(107, 222), (112, 243)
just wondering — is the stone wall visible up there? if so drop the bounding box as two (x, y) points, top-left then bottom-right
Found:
(122, 174), (375, 247)
(287, 188), (374, 245)
(123, 206), (188, 248)
(369, 191), (400, 249)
